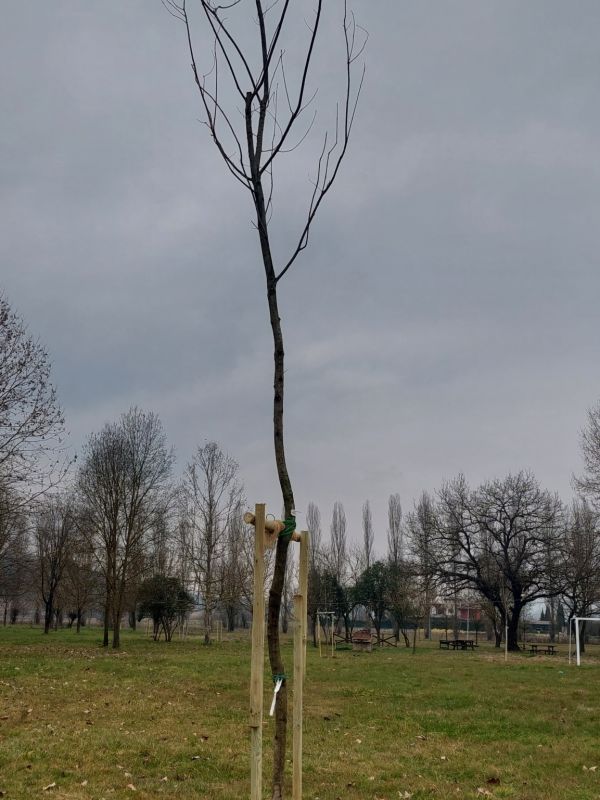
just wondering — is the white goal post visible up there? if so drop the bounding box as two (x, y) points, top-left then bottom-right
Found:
(569, 617), (600, 666)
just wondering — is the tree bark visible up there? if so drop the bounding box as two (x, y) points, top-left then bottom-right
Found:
(43, 597), (53, 635)
(103, 596), (110, 647)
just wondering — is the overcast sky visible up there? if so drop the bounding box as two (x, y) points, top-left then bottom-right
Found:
(2, 2), (600, 552)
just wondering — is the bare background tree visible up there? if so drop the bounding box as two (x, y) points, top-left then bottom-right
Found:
(78, 408), (173, 648)
(0, 295), (66, 500)
(361, 499), (374, 571)
(432, 472), (563, 651)
(34, 494), (74, 634)
(162, 2), (365, 792)
(387, 493), (403, 568)
(183, 441), (242, 644)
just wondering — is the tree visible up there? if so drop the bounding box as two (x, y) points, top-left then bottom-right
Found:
(78, 408), (173, 648)
(407, 491), (438, 639)
(561, 499), (600, 653)
(138, 574), (195, 642)
(574, 401), (600, 508)
(306, 501), (323, 644)
(387, 493), (403, 567)
(328, 501), (348, 584)
(0, 295), (65, 500)
(361, 500), (374, 571)
(219, 499), (251, 632)
(183, 441), (242, 644)
(433, 472), (563, 651)
(353, 560), (389, 644)
(163, 2), (365, 792)
(34, 494), (75, 634)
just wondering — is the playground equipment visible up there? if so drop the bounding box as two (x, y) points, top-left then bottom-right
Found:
(244, 504), (309, 800)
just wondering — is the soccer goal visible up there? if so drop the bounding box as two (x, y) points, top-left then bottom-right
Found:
(568, 617), (600, 666)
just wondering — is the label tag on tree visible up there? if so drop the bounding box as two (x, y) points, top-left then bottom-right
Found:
(269, 678), (283, 716)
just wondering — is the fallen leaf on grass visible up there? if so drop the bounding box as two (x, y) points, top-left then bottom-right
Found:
(476, 789), (492, 797)
(80, 780), (88, 786)
(126, 784), (136, 791)
(398, 792), (413, 798)
(43, 783), (56, 791)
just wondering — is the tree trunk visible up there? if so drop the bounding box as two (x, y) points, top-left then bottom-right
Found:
(43, 598), (53, 634)
(76, 610), (82, 634)
(103, 597), (110, 647)
(507, 603), (522, 652)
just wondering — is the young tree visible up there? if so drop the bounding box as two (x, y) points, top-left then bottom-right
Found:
(183, 441), (242, 644)
(163, 3), (365, 792)
(78, 408), (173, 648)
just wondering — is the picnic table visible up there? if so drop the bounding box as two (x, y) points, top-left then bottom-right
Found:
(439, 639), (475, 651)
(528, 643), (557, 655)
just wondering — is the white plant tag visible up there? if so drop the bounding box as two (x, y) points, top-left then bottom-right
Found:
(269, 678), (283, 717)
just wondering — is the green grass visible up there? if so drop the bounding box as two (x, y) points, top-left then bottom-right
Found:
(1, 627), (599, 799)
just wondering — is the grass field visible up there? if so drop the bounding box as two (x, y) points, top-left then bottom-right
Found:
(0, 627), (599, 800)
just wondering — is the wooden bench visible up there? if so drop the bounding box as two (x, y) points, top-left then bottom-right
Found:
(440, 639), (475, 651)
(529, 644), (557, 656)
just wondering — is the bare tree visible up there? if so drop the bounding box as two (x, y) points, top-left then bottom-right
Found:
(574, 401), (600, 507)
(63, 529), (99, 634)
(406, 492), (438, 639)
(78, 408), (173, 648)
(387, 493), (403, 568)
(163, 2), (365, 792)
(362, 499), (374, 571)
(218, 499), (251, 632)
(0, 295), (66, 501)
(561, 499), (600, 652)
(306, 501), (322, 571)
(328, 501), (348, 584)
(433, 472), (563, 651)
(34, 494), (75, 634)
(184, 441), (242, 644)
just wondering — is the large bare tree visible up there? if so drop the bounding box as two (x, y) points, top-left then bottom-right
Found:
(432, 472), (563, 651)
(163, 2), (365, 792)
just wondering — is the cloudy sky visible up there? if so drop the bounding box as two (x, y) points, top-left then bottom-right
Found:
(2, 2), (600, 551)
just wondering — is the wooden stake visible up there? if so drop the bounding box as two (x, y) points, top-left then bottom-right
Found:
(250, 503), (266, 800)
(292, 594), (303, 800)
(299, 531), (309, 679)
(243, 511), (301, 548)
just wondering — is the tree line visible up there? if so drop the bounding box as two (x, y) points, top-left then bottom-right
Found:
(2, 294), (600, 651)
